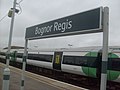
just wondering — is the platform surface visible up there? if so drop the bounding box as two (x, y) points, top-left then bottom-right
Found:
(0, 63), (88, 90)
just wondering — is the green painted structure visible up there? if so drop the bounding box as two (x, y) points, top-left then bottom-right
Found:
(82, 52), (120, 80)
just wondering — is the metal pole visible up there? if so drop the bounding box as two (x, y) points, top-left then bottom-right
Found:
(100, 7), (109, 90)
(2, 0), (17, 90)
(21, 39), (28, 90)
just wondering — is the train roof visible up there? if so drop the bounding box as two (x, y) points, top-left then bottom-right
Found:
(28, 46), (120, 53)
(1, 46), (120, 53)
(3, 46), (25, 49)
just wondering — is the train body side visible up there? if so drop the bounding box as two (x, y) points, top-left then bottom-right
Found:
(0, 50), (120, 83)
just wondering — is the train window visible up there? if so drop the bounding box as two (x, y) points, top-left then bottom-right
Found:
(63, 56), (75, 65)
(28, 54), (53, 62)
(0, 52), (6, 56)
(63, 56), (89, 66)
(74, 56), (88, 66)
(111, 58), (120, 71)
(42, 55), (53, 62)
(17, 53), (23, 58)
(87, 56), (97, 67)
(107, 58), (112, 70)
(63, 56), (98, 67)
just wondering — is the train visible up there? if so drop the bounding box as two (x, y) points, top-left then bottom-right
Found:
(0, 46), (120, 89)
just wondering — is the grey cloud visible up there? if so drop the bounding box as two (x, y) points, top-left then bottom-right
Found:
(0, 0), (120, 49)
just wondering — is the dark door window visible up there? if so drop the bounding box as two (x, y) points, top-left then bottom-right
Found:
(53, 52), (63, 70)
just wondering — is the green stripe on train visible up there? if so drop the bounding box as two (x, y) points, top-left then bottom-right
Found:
(107, 70), (120, 80)
(82, 67), (96, 77)
(82, 52), (120, 80)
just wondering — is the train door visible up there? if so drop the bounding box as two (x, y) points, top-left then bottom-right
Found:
(53, 52), (63, 70)
(96, 50), (102, 82)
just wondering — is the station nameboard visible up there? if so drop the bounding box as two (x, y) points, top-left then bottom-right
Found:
(25, 7), (103, 40)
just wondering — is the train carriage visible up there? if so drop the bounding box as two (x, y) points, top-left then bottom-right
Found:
(0, 46), (120, 84)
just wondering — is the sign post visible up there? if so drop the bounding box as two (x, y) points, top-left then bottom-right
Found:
(2, 0), (17, 90)
(100, 7), (109, 90)
(22, 7), (109, 90)
(20, 39), (28, 90)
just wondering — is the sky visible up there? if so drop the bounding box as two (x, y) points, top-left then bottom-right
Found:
(0, 0), (120, 50)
